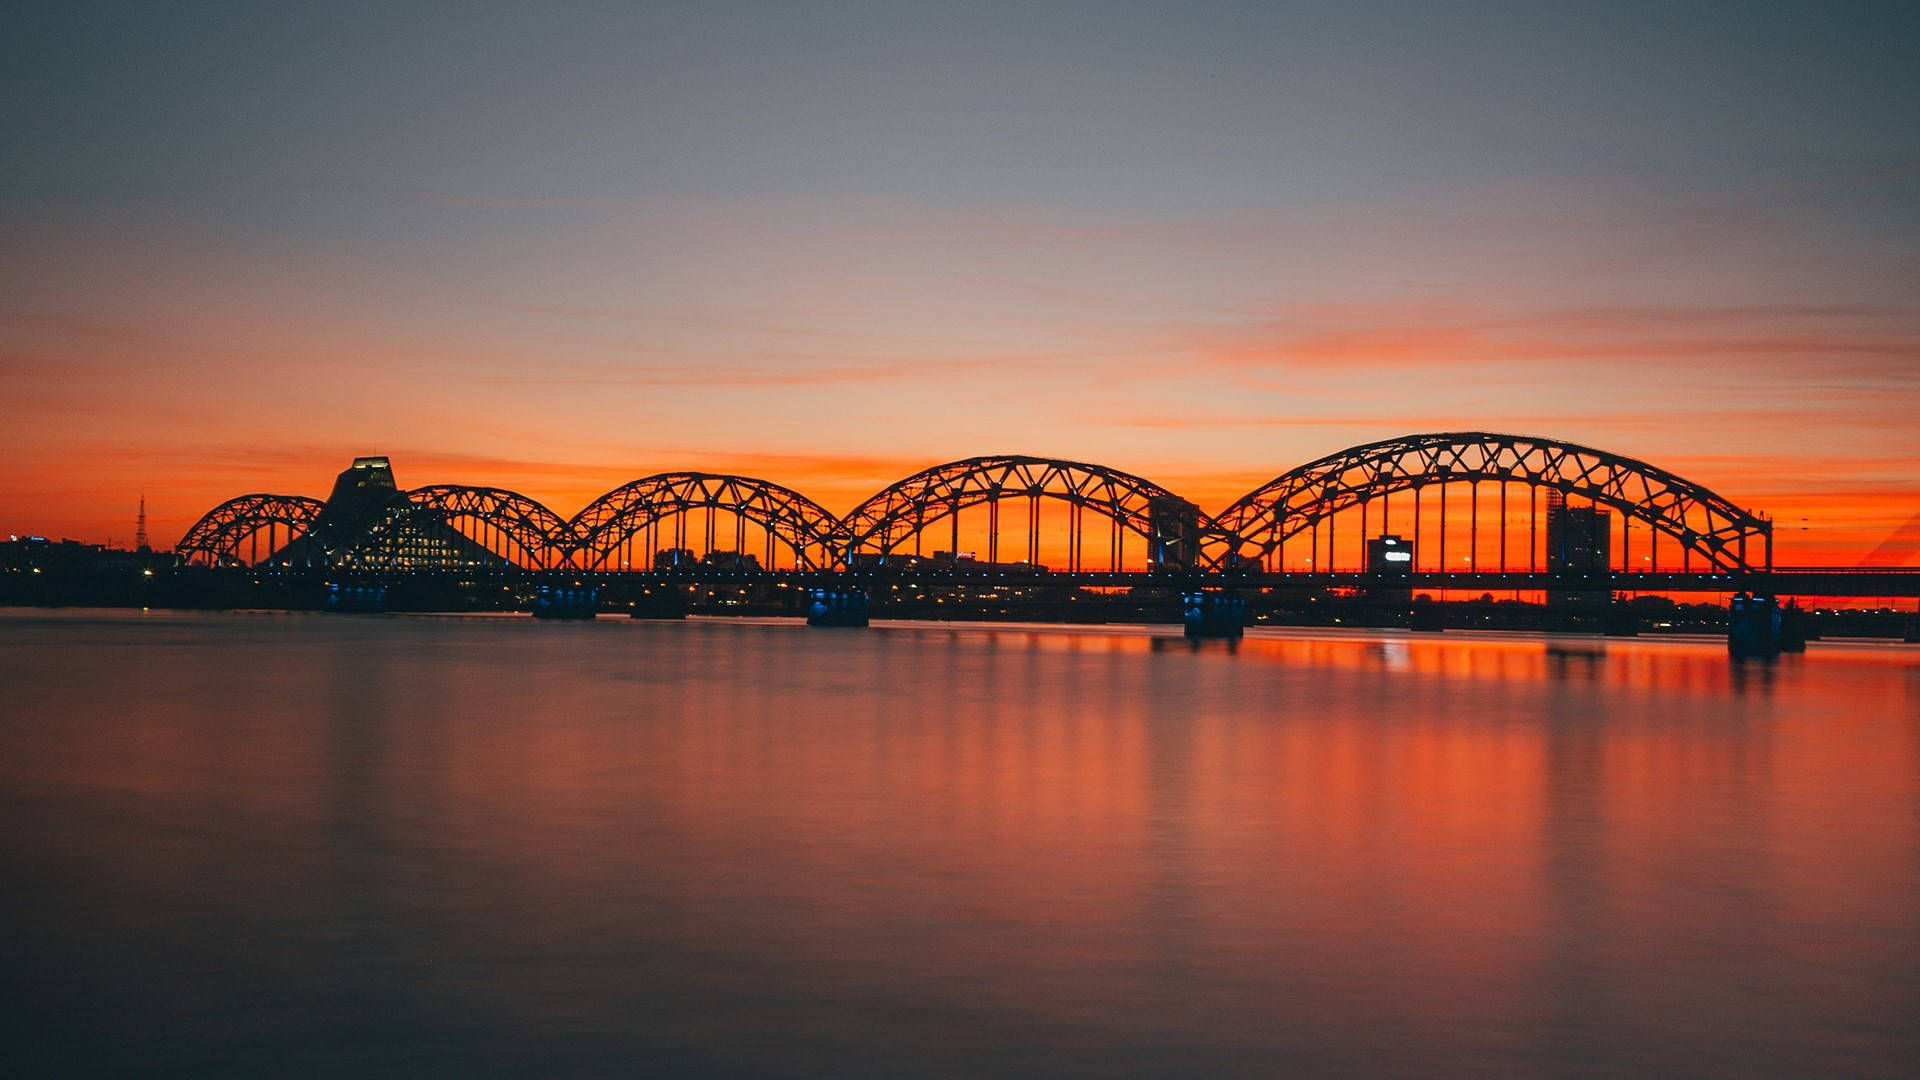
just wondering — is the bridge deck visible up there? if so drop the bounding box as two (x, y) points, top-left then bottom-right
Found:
(262, 566), (1920, 597)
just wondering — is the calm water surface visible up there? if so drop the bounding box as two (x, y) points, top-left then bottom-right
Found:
(3, 609), (1918, 1077)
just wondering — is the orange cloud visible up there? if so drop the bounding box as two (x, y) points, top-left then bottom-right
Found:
(1183, 302), (1920, 376)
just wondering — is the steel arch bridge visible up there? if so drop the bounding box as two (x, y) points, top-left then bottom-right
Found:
(568, 472), (841, 571)
(176, 494), (328, 568)
(330, 486), (575, 571)
(408, 485), (572, 570)
(172, 433), (1785, 579)
(1211, 432), (1773, 574)
(837, 455), (1207, 572)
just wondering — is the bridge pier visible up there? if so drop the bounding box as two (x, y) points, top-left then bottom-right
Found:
(324, 582), (388, 614)
(1182, 589), (1245, 639)
(533, 585), (597, 620)
(807, 587), (870, 627)
(1727, 593), (1806, 657)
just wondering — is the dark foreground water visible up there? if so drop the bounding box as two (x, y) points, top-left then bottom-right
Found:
(2, 610), (1917, 1077)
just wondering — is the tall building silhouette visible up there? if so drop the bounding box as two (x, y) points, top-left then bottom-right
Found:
(273, 457), (503, 569)
(1545, 492), (1611, 602)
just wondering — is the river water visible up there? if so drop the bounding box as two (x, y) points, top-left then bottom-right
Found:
(2, 610), (1917, 1077)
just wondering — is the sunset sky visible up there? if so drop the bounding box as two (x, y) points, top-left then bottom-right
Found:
(4, 3), (1917, 562)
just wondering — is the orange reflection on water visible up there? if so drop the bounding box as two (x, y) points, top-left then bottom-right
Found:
(3, 613), (1917, 1074)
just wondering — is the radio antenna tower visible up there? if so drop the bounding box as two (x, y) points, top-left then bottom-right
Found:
(136, 495), (149, 552)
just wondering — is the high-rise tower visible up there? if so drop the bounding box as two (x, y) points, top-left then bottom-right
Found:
(1545, 492), (1611, 603)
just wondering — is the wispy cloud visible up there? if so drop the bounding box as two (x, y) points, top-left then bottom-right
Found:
(1177, 302), (1920, 379)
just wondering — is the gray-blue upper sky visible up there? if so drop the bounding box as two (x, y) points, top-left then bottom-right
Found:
(9, 2), (1918, 212)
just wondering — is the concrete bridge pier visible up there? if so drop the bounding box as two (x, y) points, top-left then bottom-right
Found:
(1182, 589), (1245, 639)
(324, 582), (388, 614)
(533, 585), (597, 620)
(1728, 594), (1807, 657)
(807, 587), (870, 627)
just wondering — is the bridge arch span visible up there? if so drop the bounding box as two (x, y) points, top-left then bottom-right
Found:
(385, 486), (573, 570)
(837, 456), (1208, 572)
(1212, 432), (1772, 574)
(278, 486), (573, 573)
(176, 494), (328, 568)
(568, 473), (841, 571)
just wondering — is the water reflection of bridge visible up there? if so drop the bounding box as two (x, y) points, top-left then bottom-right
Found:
(175, 432), (1915, 596)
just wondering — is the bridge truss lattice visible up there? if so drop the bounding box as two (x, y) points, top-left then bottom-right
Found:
(173, 433), (1775, 577)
